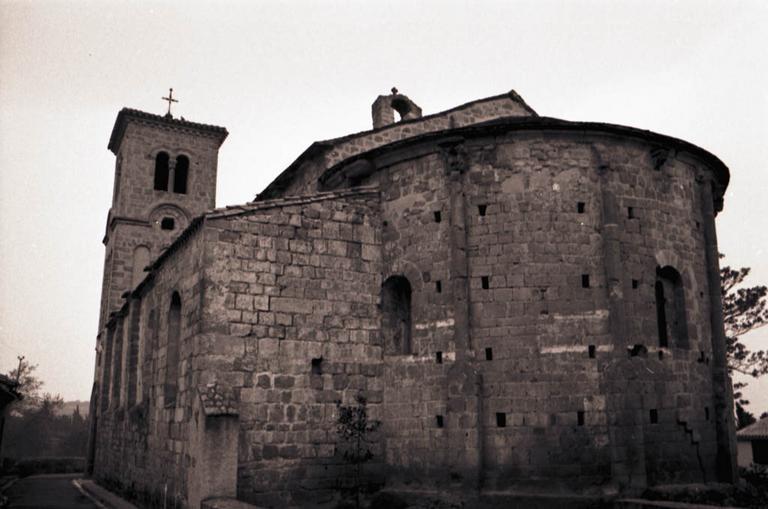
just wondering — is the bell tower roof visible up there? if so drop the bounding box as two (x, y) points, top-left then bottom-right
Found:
(108, 108), (228, 155)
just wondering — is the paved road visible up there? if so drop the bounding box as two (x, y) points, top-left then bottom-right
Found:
(5, 473), (99, 509)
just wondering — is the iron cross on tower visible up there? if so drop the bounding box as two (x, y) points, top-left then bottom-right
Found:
(162, 88), (179, 118)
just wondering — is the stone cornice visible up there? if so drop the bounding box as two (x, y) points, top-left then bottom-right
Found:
(108, 108), (228, 155)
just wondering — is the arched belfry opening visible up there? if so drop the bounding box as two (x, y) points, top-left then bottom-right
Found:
(154, 151), (170, 191)
(165, 291), (182, 405)
(371, 88), (423, 129)
(381, 275), (413, 355)
(655, 266), (689, 349)
(174, 155), (189, 194)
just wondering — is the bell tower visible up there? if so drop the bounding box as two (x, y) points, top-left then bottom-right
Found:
(98, 102), (228, 329)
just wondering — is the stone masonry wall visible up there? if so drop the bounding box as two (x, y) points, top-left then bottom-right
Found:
(100, 221), (194, 330)
(112, 122), (220, 220)
(94, 226), (207, 507)
(197, 192), (382, 507)
(375, 153), (457, 485)
(461, 133), (717, 490)
(99, 120), (221, 328)
(340, 129), (723, 493)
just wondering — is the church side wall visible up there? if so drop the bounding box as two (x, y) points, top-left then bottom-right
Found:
(93, 228), (207, 507)
(199, 195), (382, 508)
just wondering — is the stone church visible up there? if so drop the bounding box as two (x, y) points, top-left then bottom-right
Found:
(87, 89), (737, 508)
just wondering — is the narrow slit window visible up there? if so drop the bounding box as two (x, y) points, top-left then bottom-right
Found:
(481, 276), (490, 290)
(577, 202), (585, 213)
(435, 281), (442, 293)
(588, 345), (596, 358)
(496, 412), (506, 428)
(434, 211), (442, 223)
(650, 409), (658, 424)
(436, 351), (443, 364)
(632, 279), (639, 289)
(628, 207), (635, 219)
(705, 407), (710, 421)
(485, 347), (493, 361)
(478, 204), (487, 216)
(311, 357), (323, 375)
(436, 415), (444, 428)
(577, 411), (585, 426)
(581, 274), (590, 288)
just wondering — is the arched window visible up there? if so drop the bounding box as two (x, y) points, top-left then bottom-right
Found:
(655, 266), (689, 349)
(154, 152), (170, 191)
(131, 246), (150, 288)
(100, 326), (115, 413)
(126, 299), (141, 405)
(111, 319), (124, 407)
(174, 155), (189, 194)
(381, 276), (413, 355)
(143, 308), (157, 401)
(165, 291), (181, 406)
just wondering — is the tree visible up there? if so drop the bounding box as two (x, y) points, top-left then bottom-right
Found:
(3, 356), (87, 459)
(7, 357), (43, 416)
(721, 257), (768, 428)
(335, 394), (381, 509)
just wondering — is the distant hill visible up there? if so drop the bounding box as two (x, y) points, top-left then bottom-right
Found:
(57, 400), (89, 417)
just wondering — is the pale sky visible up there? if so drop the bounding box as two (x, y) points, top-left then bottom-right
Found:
(1, 1), (767, 414)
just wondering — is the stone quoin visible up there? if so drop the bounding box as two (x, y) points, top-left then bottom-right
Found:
(87, 89), (737, 508)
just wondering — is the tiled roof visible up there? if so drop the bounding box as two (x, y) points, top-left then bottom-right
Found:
(737, 416), (768, 440)
(108, 108), (228, 154)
